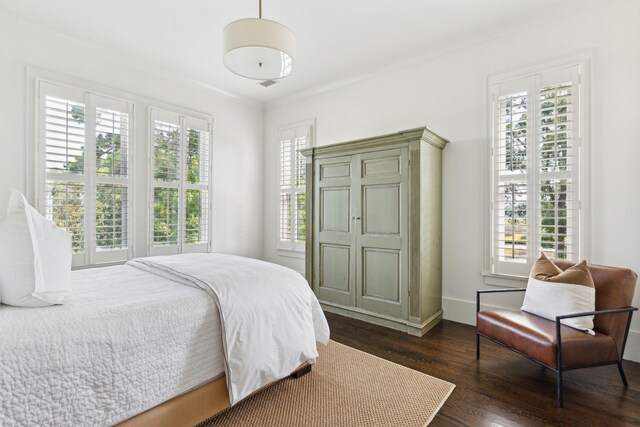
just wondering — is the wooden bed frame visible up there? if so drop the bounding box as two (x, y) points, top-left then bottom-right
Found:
(118, 363), (312, 427)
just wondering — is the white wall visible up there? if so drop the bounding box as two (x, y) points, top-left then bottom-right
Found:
(263, 0), (640, 361)
(0, 13), (264, 259)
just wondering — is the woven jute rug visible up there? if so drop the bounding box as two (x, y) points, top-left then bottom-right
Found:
(199, 340), (455, 427)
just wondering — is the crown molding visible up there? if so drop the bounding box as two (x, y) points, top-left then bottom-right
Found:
(265, 0), (614, 111)
(0, 11), (262, 110)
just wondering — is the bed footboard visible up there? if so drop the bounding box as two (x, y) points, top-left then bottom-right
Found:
(119, 362), (312, 426)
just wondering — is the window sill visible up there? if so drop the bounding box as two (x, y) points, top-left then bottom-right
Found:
(72, 260), (127, 270)
(482, 272), (528, 288)
(277, 249), (305, 259)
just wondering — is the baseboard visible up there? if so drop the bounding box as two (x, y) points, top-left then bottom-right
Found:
(625, 330), (640, 363)
(442, 296), (640, 363)
(442, 296), (483, 326)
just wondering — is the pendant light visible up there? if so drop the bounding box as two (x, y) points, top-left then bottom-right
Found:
(222, 0), (296, 80)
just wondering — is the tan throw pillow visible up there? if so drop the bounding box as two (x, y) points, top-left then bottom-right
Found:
(521, 253), (596, 334)
(530, 252), (562, 280)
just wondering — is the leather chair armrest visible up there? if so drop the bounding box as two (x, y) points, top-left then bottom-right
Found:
(556, 306), (638, 321)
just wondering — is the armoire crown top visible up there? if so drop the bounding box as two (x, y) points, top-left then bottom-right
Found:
(301, 127), (449, 158)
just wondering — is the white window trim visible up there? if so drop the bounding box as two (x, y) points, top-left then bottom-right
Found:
(27, 67), (214, 268)
(484, 52), (591, 286)
(277, 118), (315, 255)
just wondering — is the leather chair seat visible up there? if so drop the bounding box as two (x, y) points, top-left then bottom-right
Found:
(477, 309), (619, 369)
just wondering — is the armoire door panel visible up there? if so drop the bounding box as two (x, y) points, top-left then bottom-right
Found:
(362, 248), (400, 302)
(320, 162), (351, 180)
(362, 156), (400, 178)
(319, 187), (350, 232)
(319, 244), (351, 292)
(362, 184), (400, 235)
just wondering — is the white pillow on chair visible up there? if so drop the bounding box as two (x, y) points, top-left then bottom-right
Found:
(0, 189), (71, 307)
(521, 253), (596, 335)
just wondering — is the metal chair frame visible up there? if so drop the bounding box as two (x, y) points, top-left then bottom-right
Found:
(476, 288), (637, 407)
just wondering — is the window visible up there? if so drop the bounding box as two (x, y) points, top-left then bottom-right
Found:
(38, 82), (132, 267)
(150, 109), (211, 255)
(278, 121), (313, 252)
(488, 60), (589, 277)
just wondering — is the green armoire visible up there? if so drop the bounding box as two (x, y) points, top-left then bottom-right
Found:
(301, 127), (449, 336)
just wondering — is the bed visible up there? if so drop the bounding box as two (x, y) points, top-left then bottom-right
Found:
(0, 253), (329, 426)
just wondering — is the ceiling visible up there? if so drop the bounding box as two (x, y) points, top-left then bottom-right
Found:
(0, 0), (607, 104)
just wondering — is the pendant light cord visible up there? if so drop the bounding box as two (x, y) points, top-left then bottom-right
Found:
(259, 0), (262, 19)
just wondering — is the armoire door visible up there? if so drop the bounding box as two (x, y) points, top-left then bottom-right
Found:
(313, 155), (356, 306)
(355, 148), (409, 319)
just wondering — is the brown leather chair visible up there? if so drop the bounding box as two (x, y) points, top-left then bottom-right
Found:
(476, 261), (638, 407)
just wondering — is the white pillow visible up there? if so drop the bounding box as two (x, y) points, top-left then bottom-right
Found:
(521, 254), (596, 335)
(0, 189), (71, 307)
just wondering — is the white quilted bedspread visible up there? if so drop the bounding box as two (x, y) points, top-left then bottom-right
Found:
(0, 265), (225, 427)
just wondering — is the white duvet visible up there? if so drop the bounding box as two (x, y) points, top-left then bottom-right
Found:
(128, 253), (330, 404)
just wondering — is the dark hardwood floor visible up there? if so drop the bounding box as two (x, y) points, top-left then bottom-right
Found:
(326, 312), (640, 427)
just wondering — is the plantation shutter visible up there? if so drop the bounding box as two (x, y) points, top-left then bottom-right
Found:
(38, 82), (132, 266)
(151, 109), (181, 254)
(492, 79), (530, 276)
(294, 129), (309, 245)
(150, 109), (211, 255)
(279, 130), (294, 247)
(278, 123), (311, 251)
(537, 67), (581, 262)
(490, 64), (584, 276)
(183, 116), (211, 253)
(92, 96), (132, 264)
(40, 84), (86, 267)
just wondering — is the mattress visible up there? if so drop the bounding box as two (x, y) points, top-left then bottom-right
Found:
(0, 264), (225, 427)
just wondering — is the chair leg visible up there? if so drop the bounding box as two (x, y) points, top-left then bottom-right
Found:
(556, 369), (563, 408)
(618, 362), (629, 387)
(476, 333), (480, 359)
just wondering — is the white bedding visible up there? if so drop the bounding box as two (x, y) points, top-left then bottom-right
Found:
(128, 253), (330, 405)
(0, 264), (225, 426)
